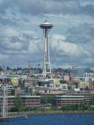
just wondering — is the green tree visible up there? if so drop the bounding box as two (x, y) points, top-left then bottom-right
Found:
(15, 95), (24, 112)
(19, 79), (25, 90)
(59, 80), (67, 84)
(40, 96), (53, 104)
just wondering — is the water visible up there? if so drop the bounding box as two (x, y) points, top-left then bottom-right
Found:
(0, 113), (94, 125)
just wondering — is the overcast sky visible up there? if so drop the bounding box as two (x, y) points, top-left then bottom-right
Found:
(0, 0), (94, 68)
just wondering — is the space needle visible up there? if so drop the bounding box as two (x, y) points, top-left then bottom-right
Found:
(40, 20), (53, 78)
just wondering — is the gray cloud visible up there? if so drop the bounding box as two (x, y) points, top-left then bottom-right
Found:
(0, 0), (94, 17)
(0, 27), (41, 55)
(66, 23), (94, 44)
(0, 0), (94, 67)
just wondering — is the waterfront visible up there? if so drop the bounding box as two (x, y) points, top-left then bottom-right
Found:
(0, 113), (94, 125)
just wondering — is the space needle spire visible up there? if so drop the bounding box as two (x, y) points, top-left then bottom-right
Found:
(40, 20), (53, 78)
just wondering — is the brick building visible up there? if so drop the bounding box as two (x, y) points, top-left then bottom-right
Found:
(52, 95), (89, 107)
(0, 95), (40, 110)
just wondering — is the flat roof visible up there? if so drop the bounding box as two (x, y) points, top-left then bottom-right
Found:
(55, 95), (84, 98)
(0, 95), (40, 98)
(0, 75), (20, 79)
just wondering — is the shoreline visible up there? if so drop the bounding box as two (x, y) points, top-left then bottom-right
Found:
(8, 110), (94, 116)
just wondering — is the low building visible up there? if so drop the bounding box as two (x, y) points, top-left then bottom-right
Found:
(79, 81), (90, 89)
(21, 95), (41, 108)
(89, 81), (94, 90)
(52, 95), (85, 107)
(0, 95), (41, 109)
(0, 75), (20, 87)
(69, 91), (92, 102)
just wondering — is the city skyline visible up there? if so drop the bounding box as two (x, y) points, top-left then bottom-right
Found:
(0, 0), (94, 68)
